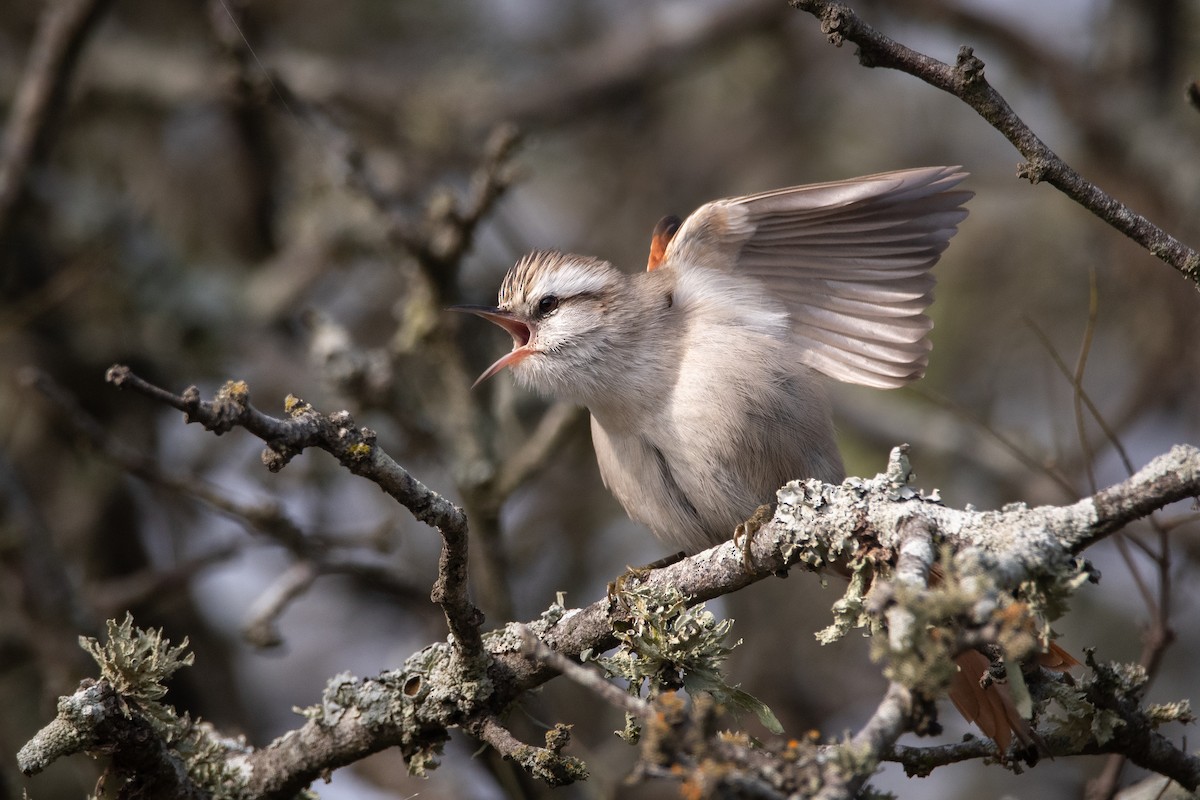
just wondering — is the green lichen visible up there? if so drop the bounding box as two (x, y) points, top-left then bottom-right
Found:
(80, 613), (194, 709)
(1041, 653), (1189, 751)
(593, 583), (781, 738)
(816, 553), (881, 645)
(1043, 681), (1125, 748)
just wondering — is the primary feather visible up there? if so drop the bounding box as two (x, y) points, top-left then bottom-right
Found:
(664, 166), (971, 388)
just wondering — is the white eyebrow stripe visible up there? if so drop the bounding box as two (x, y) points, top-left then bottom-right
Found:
(532, 265), (611, 298)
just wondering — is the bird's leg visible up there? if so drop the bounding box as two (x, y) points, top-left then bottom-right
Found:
(607, 551), (686, 609)
(733, 504), (775, 570)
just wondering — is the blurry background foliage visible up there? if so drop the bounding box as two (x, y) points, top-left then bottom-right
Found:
(1, 0), (1198, 798)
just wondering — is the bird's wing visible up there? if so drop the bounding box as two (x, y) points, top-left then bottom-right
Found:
(658, 166), (971, 389)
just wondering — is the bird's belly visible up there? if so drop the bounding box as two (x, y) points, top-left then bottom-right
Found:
(590, 417), (723, 552)
(590, 409), (839, 553)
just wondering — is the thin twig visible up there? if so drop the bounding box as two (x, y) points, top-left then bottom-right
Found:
(788, 0), (1200, 285)
(242, 561), (320, 648)
(1022, 316), (1137, 477)
(1073, 268), (1100, 493)
(471, 717), (588, 787)
(104, 365), (486, 659)
(816, 683), (913, 800)
(23, 366), (424, 608)
(516, 624), (651, 719)
(911, 386), (1077, 497)
(494, 403), (586, 499)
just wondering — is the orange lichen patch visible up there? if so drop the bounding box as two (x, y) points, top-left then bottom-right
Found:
(680, 777), (704, 800)
(646, 215), (682, 271)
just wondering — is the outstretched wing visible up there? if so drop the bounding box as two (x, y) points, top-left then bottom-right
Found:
(658, 166), (971, 388)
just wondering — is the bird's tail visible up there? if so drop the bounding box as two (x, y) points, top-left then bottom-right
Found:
(948, 642), (1079, 762)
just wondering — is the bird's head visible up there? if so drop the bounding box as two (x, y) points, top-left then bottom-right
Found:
(452, 250), (628, 398)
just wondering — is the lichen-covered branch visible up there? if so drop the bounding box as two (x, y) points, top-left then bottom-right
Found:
(470, 717), (589, 787)
(788, 0), (1200, 286)
(17, 679), (209, 800)
(45, 367), (1194, 796)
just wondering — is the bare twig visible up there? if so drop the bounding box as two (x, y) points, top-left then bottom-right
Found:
(912, 385), (1077, 497)
(23, 366), (425, 616)
(1074, 269), (1101, 492)
(886, 736), (997, 776)
(104, 365), (485, 659)
(480, 0), (788, 127)
(494, 403), (586, 499)
(22, 366), (310, 549)
(788, 0), (1200, 285)
(817, 683), (914, 800)
(516, 624), (651, 719)
(242, 561), (319, 648)
(1022, 316), (1136, 479)
(204, 0), (279, 257)
(88, 545), (240, 617)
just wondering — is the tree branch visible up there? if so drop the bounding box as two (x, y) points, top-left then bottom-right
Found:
(17, 679), (210, 799)
(67, 366), (1199, 796)
(788, 0), (1200, 286)
(103, 365), (485, 659)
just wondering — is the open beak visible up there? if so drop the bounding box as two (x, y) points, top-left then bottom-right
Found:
(450, 305), (535, 387)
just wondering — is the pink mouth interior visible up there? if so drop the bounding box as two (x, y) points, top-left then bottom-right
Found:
(510, 321), (531, 347)
(493, 316), (530, 348)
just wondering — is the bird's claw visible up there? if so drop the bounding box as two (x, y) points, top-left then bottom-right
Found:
(733, 504), (774, 571)
(607, 551), (686, 609)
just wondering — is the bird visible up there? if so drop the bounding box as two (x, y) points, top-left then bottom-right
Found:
(456, 166), (967, 551)
(454, 166), (1074, 759)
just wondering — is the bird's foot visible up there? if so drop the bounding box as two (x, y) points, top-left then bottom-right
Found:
(733, 504), (774, 571)
(607, 551), (686, 609)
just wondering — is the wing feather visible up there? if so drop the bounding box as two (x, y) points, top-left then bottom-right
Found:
(662, 166), (970, 388)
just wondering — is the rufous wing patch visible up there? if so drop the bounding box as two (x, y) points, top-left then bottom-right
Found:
(646, 214), (682, 271)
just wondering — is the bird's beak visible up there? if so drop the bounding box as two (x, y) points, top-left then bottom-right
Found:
(450, 305), (535, 387)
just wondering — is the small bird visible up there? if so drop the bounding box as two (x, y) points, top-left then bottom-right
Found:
(456, 166), (969, 552)
(456, 167), (1080, 758)
(456, 166), (1077, 759)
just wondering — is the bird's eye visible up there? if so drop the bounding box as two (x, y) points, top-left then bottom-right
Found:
(537, 295), (559, 315)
